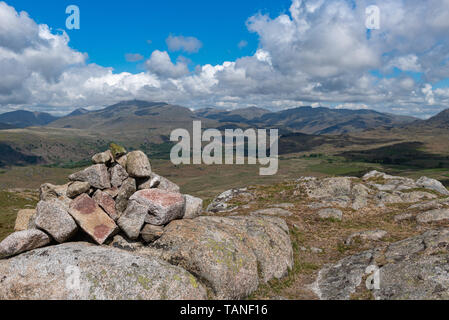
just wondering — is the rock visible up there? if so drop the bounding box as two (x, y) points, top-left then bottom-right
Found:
(69, 164), (111, 190)
(269, 203), (295, 209)
(416, 176), (449, 195)
(126, 151), (152, 178)
(130, 189), (185, 226)
(68, 194), (118, 245)
(92, 150), (113, 164)
(138, 173), (180, 193)
(39, 183), (71, 206)
(116, 154), (127, 168)
(394, 212), (415, 222)
(117, 201), (148, 240)
(66, 181), (90, 199)
(148, 218), (258, 299)
(93, 190), (118, 221)
(14, 209), (36, 231)
(0, 230), (50, 259)
(345, 230), (387, 245)
(318, 208), (343, 221)
(115, 178), (137, 213)
(35, 200), (78, 243)
(103, 187), (119, 199)
(0, 242), (207, 300)
(311, 247), (323, 254)
(207, 188), (254, 213)
(109, 234), (143, 252)
(140, 224), (164, 243)
(313, 229), (449, 300)
(250, 208), (293, 217)
(144, 215), (292, 299)
(416, 209), (449, 224)
(109, 143), (127, 160)
(183, 195), (203, 219)
(110, 164), (128, 188)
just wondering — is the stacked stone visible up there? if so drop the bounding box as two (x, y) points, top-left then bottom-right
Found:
(0, 143), (203, 259)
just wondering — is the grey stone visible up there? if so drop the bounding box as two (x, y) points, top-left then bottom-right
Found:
(144, 215), (293, 299)
(110, 164), (128, 188)
(313, 229), (449, 300)
(66, 181), (90, 198)
(117, 201), (148, 240)
(69, 164), (111, 190)
(416, 209), (449, 224)
(318, 208), (343, 220)
(0, 230), (50, 259)
(140, 224), (164, 243)
(92, 150), (113, 164)
(115, 178), (136, 213)
(138, 173), (180, 193)
(183, 194), (203, 219)
(416, 176), (449, 196)
(345, 230), (387, 245)
(126, 151), (152, 178)
(35, 200), (78, 243)
(250, 208), (293, 217)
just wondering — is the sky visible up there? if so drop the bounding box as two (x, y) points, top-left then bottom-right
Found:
(1, 0), (449, 118)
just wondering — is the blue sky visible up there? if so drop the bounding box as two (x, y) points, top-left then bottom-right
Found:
(7, 0), (292, 73)
(1, 0), (449, 118)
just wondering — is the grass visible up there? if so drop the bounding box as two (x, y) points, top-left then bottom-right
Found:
(0, 190), (38, 241)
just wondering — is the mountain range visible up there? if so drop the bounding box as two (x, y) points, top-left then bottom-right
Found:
(0, 100), (448, 168)
(0, 101), (421, 135)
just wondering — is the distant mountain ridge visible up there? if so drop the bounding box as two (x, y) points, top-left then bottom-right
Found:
(0, 100), (429, 136)
(0, 110), (59, 129)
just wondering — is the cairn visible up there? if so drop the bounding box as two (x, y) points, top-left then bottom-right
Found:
(0, 143), (203, 259)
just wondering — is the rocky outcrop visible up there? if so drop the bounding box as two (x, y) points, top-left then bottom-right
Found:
(0, 143), (294, 300)
(313, 229), (449, 300)
(140, 215), (293, 299)
(0, 242), (207, 300)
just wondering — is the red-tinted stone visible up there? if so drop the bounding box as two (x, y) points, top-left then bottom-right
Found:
(130, 189), (185, 226)
(69, 194), (117, 244)
(93, 190), (118, 221)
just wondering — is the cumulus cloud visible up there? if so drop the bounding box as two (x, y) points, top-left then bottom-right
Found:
(166, 35), (202, 53)
(1, 0), (449, 118)
(145, 50), (189, 79)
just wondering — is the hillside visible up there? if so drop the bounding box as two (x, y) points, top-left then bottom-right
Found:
(0, 110), (58, 129)
(250, 107), (417, 135)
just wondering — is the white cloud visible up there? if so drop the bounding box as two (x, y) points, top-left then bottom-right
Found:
(1, 0), (449, 118)
(166, 35), (202, 53)
(145, 50), (189, 79)
(125, 53), (144, 62)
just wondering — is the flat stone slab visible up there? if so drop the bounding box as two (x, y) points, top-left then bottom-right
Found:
(14, 209), (36, 232)
(0, 230), (50, 259)
(93, 190), (118, 221)
(69, 194), (117, 244)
